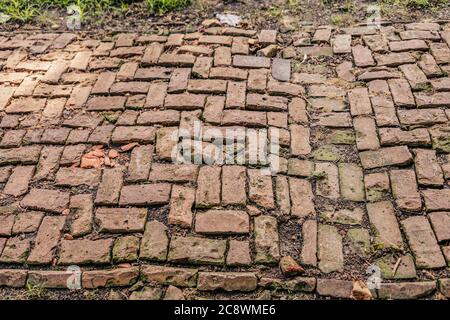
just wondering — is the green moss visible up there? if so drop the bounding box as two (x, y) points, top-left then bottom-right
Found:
(366, 187), (388, 202)
(347, 228), (371, 257)
(375, 254), (417, 279)
(146, 0), (190, 14)
(102, 111), (119, 124)
(432, 135), (450, 153)
(330, 130), (356, 145)
(313, 145), (341, 161)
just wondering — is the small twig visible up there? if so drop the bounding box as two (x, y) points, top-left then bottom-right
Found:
(392, 257), (402, 277)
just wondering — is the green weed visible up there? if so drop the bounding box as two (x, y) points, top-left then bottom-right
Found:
(146, 0), (191, 14)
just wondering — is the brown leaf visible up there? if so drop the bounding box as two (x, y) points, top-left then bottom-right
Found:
(351, 280), (373, 300)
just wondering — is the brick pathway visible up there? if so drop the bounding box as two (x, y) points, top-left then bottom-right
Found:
(0, 21), (450, 300)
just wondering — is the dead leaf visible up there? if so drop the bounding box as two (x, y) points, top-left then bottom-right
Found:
(351, 280), (373, 300)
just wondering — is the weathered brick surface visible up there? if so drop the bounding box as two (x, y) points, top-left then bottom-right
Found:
(1, 24), (449, 298)
(168, 236), (226, 265)
(197, 272), (257, 292)
(141, 265), (198, 287)
(367, 201), (403, 249)
(20, 188), (70, 214)
(360, 146), (412, 169)
(390, 169), (422, 212)
(401, 216), (446, 269)
(140, 221), (169, 261)
(119, 183), (171, 206)
(195, 166), (221, 208)
(195, 210), (249, 235)
(69, 194), (93, 237)
(58, 239), (113, 265)
(82, 268), (140, 289)
(254, 215), (280, 264)
(95, 208), (147, 233)
(318, 224), (344, 273)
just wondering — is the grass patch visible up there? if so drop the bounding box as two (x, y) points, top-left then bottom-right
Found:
(0, 0), (191, 22)
(21, 280), (47, 300)
(146, 0), (191, 14)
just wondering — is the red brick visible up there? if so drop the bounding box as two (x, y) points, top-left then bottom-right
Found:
(430, 42), (450, 64)
(360, 146), (412, 169)
(149, 163), (198, 182)
(159, 53), (195, 67)
(353, 117), (380, 151)
(135, 67), (172, 80)
(165, 93), (206, 110)
(20, 188), (70, 214)
(248, 169), (274, 209)
(348, 87), (372, 116)
(119, 183), (171, 206)
(87, 96), (126, 111)
(422, 189), (450, 212)
(111, 126), (155, 144)
(254, 215), (280, 264)
(188, 79), (227, 94)
(199, 35), (232, 46)
(429, 212), (450, 243)
(3, 165), (34, 197)
(399, 64), (428, 90)
(69, 194), (93, 237)
(290, 177), (315, 217)
(55, 167), (101, 187)
(222, 165), (246, 206)
(142, 43), (164, 65)
(367, 201), (403, 249)
(414, 149), (444, 186)
(95, 207), (147, 233)
(221, 110), (267, 127)
(168, 185), (195, 228)
(110, 81), (150, 94)
(375, 52), (416, 66)
(214, 46), (231, 66)
(379, 128), (431, 147)
(209, 67), (247, 80)
(203, 96), (224, 124)
(140, 221), (169, 261)
(290, 124), (311, 155)
(5, 97), (46, 114)
(82, 267), (139, 289)
(168, 68), (190, 93)
(95, 167), (124, 204)
(398, 109), (447, 125)
(195, 210), (249, 235)
(227, 240), (251, 266)
(28, 216), (65, 264)
(0, 270), (28, 288)
(352, 45), (375, 67)
(196, 166), (221, 208)
(233, 55), (270, 68)
(58, 238), (113, 265)
(226, 81), (246, 108)
(0, 237), (30, 263)
(192, 56), (213, 78)
(402, 216), (446, 269)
